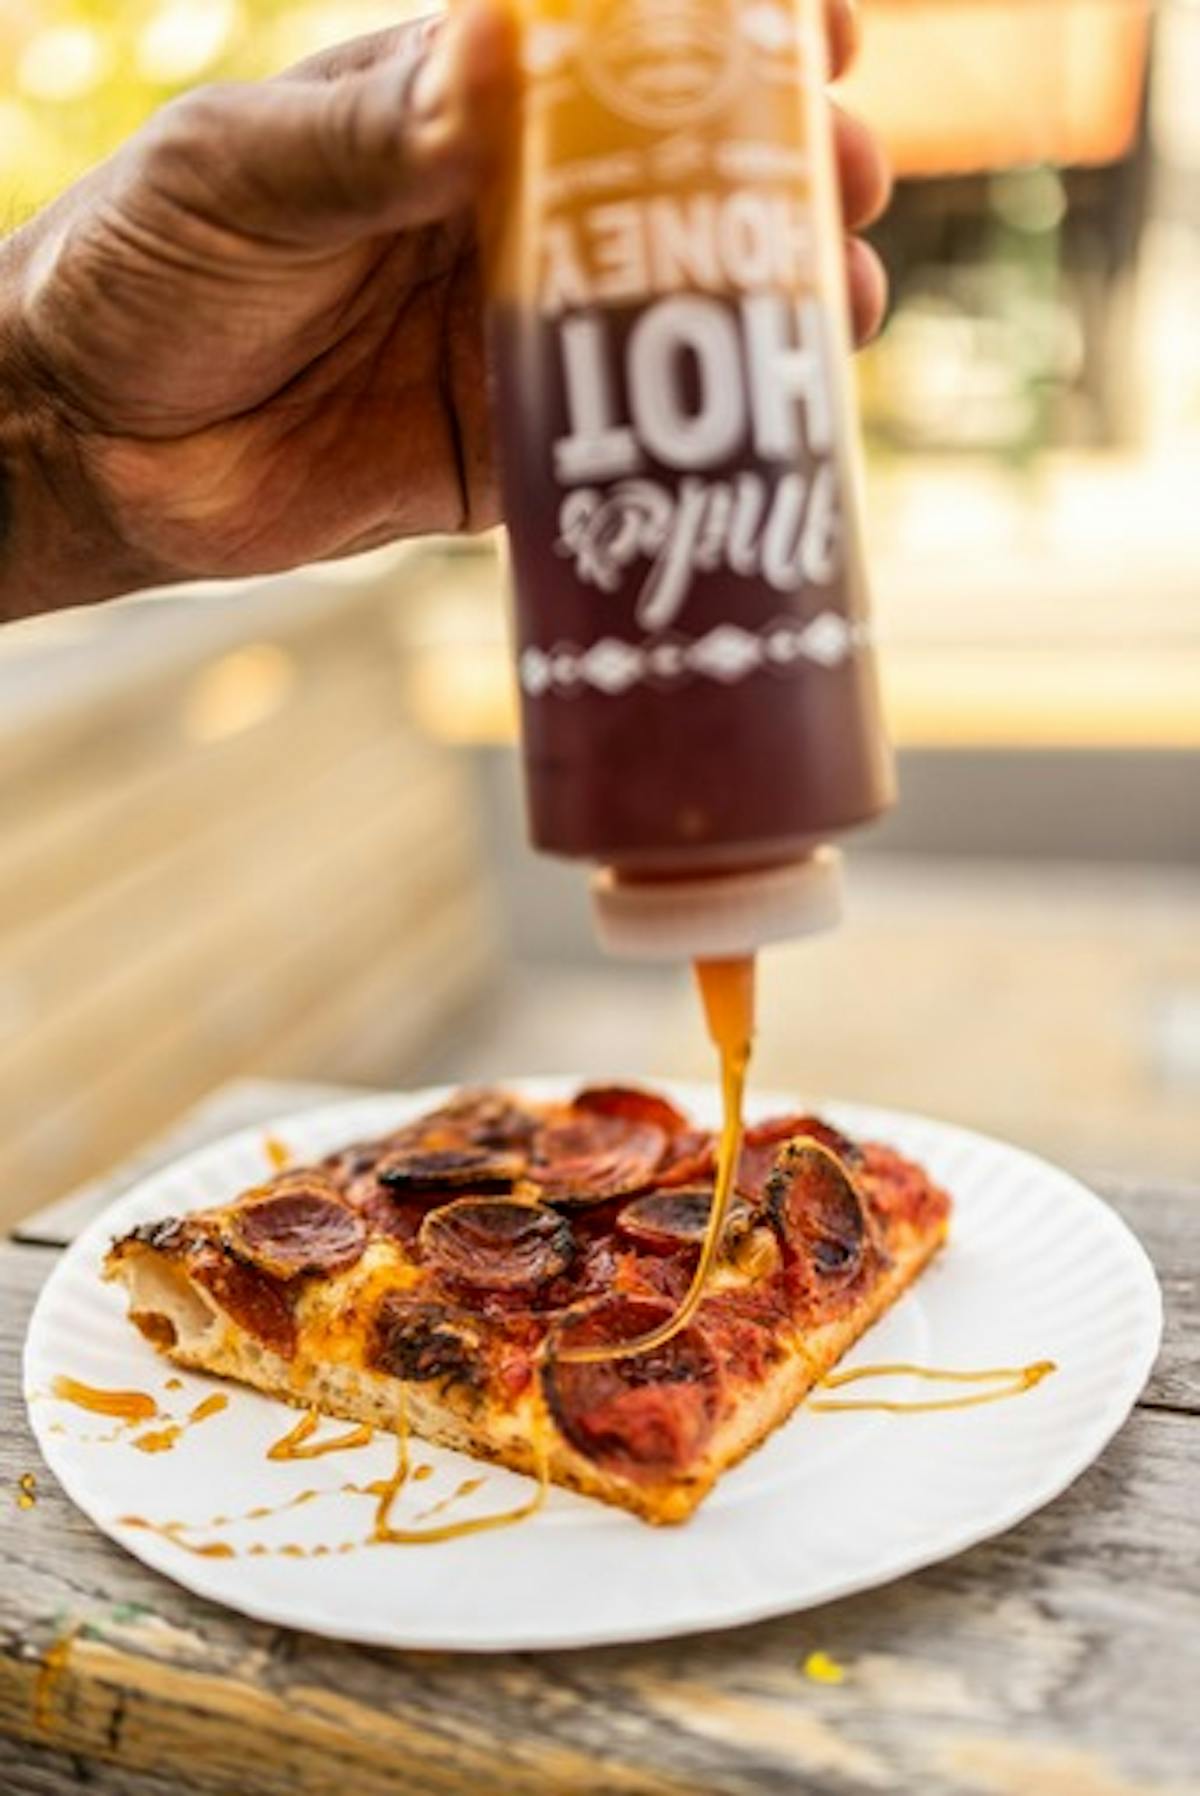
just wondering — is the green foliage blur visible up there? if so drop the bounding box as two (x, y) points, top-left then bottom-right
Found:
(1, 0), (423, 215)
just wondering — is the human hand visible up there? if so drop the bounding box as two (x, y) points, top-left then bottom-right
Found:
(0, 0), (890, 613)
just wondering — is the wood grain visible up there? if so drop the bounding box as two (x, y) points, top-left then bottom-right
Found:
(3, 1083), (1198, 1796)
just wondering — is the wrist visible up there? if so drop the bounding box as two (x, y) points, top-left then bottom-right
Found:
(0, 242), (158, 621)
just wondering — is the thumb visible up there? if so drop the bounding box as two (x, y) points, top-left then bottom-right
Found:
(159, 0), (518, 248)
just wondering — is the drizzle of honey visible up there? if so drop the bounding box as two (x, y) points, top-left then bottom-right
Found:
(165, 1378), (183, 1392)
(118, 1389), (551, 1558)
(370, 1394), (550, 1546)
(264, 1134), (292, 1171)
(413, 1463), (435, 1482)
(559, 954), (755, 1364)
(266, 1409), (375, 1461)
(415, 1476), (487, 1523)
(190, 1393), (229, 1424)
(808, 1360), (1058, 1414)
(131, 1424), (182, 1454)
(51, 1376), (157, 1422)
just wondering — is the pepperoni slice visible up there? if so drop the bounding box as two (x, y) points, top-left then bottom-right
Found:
(231, 1176), (367, 1280)
(348, 1184), (441, 1246)
(376, 1143), (524, 1192)
(616, 1187), (750, 1253)
(543, 1296), (723, 1481)
(321, 1141), (384, 1185)
(735, 1115), (861, 1202)
(419, 1198), (575, 1293)
(653, 1129), (717, 1189)
(370, 1295), (484, 1388)
(528, 1112), (667, 1205)
(190, 1242), (296, 1358)
(575, 1086), (690, 1135)
(429, 1089), (539, 1151)
(389, 1090), (537, 1156)
(764, 1141), (873, 1289)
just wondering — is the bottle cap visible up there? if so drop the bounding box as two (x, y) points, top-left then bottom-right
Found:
(590, 848), (844, 960)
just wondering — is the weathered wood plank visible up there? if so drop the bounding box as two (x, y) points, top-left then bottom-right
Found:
(4, 1221), (1199, 1796)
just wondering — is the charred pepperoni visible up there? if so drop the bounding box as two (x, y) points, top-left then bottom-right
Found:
(190, 1242), (296, 1358)
(616, 1187), (750, 1253)
(376, 1144), (525, 1192)
(231, 1176), (367, 1279)
(428, 1089), (539, 1151)
(123, 1215), (193, 1256)
(370, 1296), (483, 1388)
(542, 1296), (723, 1481)
(764, 1141), (873, 1290)
(735, 1115), (861, 1203)
(528, 1112), (667, 1204)
(419, 1198), (575, 1293)
(388, 1090), (537, 1157)
(575, 1086), (689, 1135)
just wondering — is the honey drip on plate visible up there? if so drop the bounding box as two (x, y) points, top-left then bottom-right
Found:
(809, 1360), (1058, 1414)
(51, 1376), (158, 1422)
(370, 1394), (550, 1546)
(131, 1424), (182, 1454)
(118, 1396), (550, 1559)
(415, 1477), (487, 1523)
(130, 1390), (229, 1453)
(267, 1409), (375, 1460)
(558, 954), (754, 1365)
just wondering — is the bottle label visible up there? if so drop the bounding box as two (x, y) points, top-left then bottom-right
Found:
(493, 0), (867, 703)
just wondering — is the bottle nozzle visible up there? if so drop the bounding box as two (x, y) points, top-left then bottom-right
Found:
(590, 847), (844, 960)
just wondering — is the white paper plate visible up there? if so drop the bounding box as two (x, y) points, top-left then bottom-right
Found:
(24, 1082), (1162, 1652)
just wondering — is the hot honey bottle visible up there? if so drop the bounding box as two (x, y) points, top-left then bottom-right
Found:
(486, 0), (893, 958)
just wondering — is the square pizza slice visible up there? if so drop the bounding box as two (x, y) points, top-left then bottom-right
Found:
(105, 1085), (951, 1524)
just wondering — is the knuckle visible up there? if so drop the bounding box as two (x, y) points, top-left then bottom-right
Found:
(146, 82), (243, 164)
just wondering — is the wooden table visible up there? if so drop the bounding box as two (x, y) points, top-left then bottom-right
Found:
(3, 1080), (1198, 1796)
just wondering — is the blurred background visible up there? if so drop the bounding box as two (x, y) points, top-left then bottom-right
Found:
(1, 0), (1198, 1225)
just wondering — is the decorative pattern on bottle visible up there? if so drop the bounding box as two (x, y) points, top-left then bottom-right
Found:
(520, 614), (868, 698)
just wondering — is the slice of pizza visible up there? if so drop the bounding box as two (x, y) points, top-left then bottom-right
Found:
(104, 1086), (950, 1524)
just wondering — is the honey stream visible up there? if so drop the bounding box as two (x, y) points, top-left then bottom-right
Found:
(558, 954), (754, 1364)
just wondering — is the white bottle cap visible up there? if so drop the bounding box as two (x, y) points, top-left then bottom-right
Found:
(590, 847), (844, 960)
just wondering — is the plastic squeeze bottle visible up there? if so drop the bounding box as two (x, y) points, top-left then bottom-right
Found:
(485, 0), (894, 968)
